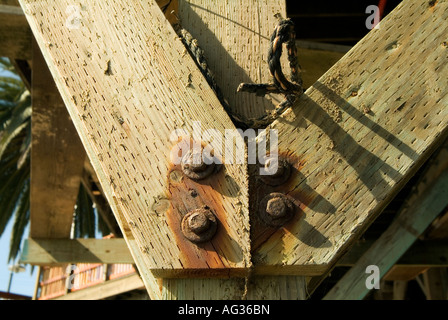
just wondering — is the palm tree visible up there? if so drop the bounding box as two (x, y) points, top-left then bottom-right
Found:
(0, 57), (110, 262)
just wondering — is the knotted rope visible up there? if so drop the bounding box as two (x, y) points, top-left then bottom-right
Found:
(174, 15), (303, 129)
(236, 18), (303, 128)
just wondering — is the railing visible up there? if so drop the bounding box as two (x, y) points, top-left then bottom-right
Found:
(37, 263), (136, 300)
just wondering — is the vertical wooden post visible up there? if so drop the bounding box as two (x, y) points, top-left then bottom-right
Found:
(30, 38), (86, 238)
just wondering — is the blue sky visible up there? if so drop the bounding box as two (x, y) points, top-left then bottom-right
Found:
(0, 220), (36, 297)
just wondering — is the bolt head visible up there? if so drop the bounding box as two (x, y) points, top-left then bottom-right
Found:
(265, 158), (286, 177)
(187, 211), (210, 234)
(259, 193), (297, 227)
(183, 151), (207, 172)
(181, 207), (218, 243)
(266, 197), (287, 218)
(260, 157), (292, 186)
(181, 150), (218, 180)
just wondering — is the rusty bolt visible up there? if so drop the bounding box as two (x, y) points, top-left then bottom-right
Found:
(259, 157), (292, 186)
(181, 206), (217, 243)
(259, 193), (296, 227)
(187, 211), (210, 234)
(181, 149), (219, 180)
(266, 197), (288, 218)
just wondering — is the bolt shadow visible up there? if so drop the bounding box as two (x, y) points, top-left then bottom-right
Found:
(282, 80), (418, 201)
(253, 79), (420, 253)
(250, 164), (334, 250)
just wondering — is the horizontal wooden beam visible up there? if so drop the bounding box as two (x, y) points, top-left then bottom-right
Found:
(0, 291), (31, 300)
(20, 238), (134, 265)
(21, 237), (448, 268)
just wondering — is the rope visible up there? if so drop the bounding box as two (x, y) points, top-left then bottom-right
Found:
(174, 16), (303, 129)
(237, 18), (303, 128)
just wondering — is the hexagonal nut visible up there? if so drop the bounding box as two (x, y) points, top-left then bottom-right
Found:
(181, 150), (220, 180)
(181, 207), (218, 243)
(259, 157), (292, 186)
(258, 193), (296, 227)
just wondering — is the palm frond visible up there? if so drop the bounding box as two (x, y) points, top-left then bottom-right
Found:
(9, 180), (30, 261)
(0, 90), (31, 160)
(73, 183), (96, 238)
(0, 156), (29, 236)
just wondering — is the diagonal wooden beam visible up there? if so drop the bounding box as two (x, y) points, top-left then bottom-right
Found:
(252, 0), (448, 276)
(323, 138), (448, 300)
(30, 38), (86, 238)
(19, 0), (251, 298)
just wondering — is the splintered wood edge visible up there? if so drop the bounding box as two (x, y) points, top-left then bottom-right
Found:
(253, 0), (448, 275)
(19, 0), (251, 280)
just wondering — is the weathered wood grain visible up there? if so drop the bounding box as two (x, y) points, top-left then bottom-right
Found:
(252, 0), (448, 275)
(20, 238), (134, 265)
(20, 0), (251, 288)
(323, 139), (448, 299)
(162, 275), (306, 300)
(178, 0), (288, 119)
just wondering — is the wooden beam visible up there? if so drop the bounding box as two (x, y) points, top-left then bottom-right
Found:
(80, 163), (122, 237)
(53, 274), (144, 300)
(393, 280), (408, 300)
(384, 266), (428, 281)
(20, 0), (251, 295)
(422, 268), (448, 300)
(323, 139), (448, 300)
(339, 240), (448, 268)
(20, 238), (134, 265)
(0, 291), (31, 300)
(0, 4), (31, 59)
(20, 237), (448, 268)
(178, 0), (288, 118)
(252, 0), (448, 276)
(30, 38), (86, 238)
(0, 0), (20, 5)
(425, 209), (448, 240)
(162, 275), (307, 299)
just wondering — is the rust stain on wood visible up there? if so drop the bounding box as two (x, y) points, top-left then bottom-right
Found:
(162, 140), (245, 278)
(251, 151), (308, 250)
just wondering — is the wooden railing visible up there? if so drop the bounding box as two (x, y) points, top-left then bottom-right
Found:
(37, 263), (136, 300)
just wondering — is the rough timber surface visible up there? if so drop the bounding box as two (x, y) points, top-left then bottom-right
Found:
(178, 0), (287, 119)
(252, 0), (448, 275)
(324, 139), (448, 300)
(30, 40), (85, 238)
(19, 0), (250, 284)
